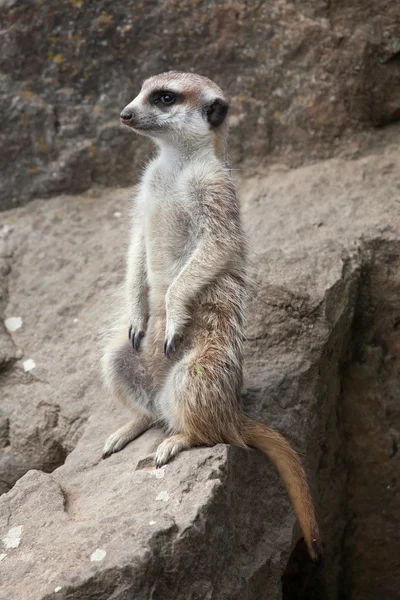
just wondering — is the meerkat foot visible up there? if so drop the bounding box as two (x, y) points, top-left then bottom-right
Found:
(102, 414), (153, 459)
(155, 434), (193, 468)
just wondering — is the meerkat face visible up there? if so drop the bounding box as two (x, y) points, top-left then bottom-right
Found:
(119, 72), (229, 144)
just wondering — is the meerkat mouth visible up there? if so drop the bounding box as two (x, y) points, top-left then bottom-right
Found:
(120, 116), (162, 133)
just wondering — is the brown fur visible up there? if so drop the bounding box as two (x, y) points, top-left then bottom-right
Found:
(242, 418), (322, 562)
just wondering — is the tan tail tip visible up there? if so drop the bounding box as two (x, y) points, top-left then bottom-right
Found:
(310, 537), (324, 564)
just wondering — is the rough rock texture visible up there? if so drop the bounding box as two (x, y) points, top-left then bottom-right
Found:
(340, 241), (400, 600)
(1, 0), (400, 209)
(0, 133), (399, 599)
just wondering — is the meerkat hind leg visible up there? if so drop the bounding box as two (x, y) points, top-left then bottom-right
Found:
(155, 434), (195, 469)
(102, 411), (154, 459)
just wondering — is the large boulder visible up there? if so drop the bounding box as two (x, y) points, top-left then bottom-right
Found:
(0, 135), (399, 598)
(1, 0), (400, 209)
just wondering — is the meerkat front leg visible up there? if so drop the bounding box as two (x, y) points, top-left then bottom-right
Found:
(126, 227), (148, 350)
(164, 234), (230, 357)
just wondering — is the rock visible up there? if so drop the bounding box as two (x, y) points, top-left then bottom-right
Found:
(0, 188), (128, 495)
(1, 0), (400, 209)
(0, 248), (17, 374)
(340, 240), (400, 600)
(0, 323), (16, 373)
(0, 136), (399, 598)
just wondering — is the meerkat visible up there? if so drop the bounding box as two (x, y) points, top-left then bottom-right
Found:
(101, 71), (323, 562)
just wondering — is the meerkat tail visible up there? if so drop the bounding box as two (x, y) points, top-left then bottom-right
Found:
(241, 417), (323, 563)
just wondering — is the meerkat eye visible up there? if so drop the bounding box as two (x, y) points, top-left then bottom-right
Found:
(159, 93), (176, 105)
(150, 90), (179, 108)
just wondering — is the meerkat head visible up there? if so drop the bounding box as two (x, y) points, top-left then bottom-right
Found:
(120, 71), (229, 149)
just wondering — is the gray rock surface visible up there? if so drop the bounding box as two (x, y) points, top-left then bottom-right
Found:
(0, 134), (399, 599)
(1, 0), (400, 209)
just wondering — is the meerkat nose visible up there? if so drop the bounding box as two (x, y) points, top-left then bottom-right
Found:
(120, 110), (133, 123)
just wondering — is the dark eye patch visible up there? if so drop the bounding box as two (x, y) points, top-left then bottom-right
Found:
(149, 89), (182, 109)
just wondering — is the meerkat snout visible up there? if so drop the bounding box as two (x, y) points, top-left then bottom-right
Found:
(120, 109), (134, 123)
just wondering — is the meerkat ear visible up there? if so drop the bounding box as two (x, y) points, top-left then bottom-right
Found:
(205, 98), (229, 128)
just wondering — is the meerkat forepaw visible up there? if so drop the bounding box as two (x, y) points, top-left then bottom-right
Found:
(128, 326), (145, 350)
(164, 311), (182, 357)
(163, 334), (180, 358)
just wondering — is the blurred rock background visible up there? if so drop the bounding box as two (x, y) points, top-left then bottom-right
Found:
(0, 1), (400, 599)
(1, 0), (400, 209)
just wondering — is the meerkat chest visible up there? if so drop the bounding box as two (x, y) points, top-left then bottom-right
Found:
(140, 165), (199, 285)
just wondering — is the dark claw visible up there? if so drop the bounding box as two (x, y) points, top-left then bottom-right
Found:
(132, 330), (144, 351)
(164, 335), (179, 358)
(128, 325), (132, 340)
(311, 538), (324, 565)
